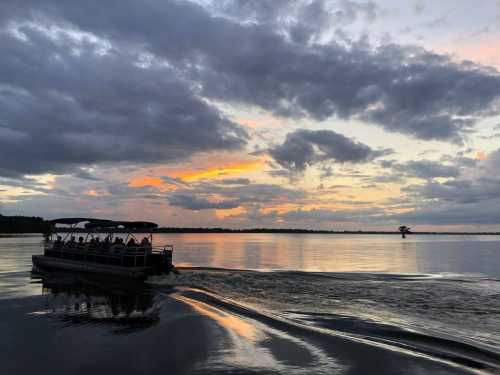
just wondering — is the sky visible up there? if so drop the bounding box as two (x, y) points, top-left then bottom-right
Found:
(1, 0), (500, 231)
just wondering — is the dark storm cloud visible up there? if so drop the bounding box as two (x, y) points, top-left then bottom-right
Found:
(269, 129), (390, 172)
(3, 0), (499, 151)
(0, 18), (247, 178)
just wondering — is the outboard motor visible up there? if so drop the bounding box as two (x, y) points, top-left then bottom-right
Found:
(163, 246), (174, 274)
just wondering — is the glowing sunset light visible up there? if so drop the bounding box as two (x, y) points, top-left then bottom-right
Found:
(476, 151), (487, 161)
(171, 160), (264, 182)
(129, 176), (164, 188)
(84, 189), (101, 197)
(215, 206), (246, 219)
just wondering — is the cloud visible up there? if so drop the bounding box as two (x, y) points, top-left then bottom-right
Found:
(215, 0), (378, 34)
(168, 194), (240, 210)
(161, 176), (190, 188)
(413, 0), (426, 15)
(269, 129), (391, 172)
(167, 181), (306, 210)
(216, 178), (251, 185)
(0, 19), (247, 178)
(391, 160), (461, 179)
(282, 207), (384, 223)
(405, 177), (500, 204)
(390, 199), (500, 225)
(391, 149), (500, 224)
(2, 0), (498, 150)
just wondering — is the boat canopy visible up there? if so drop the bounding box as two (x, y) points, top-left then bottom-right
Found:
(117, 221), (158, 230)
(84, 220), (158, 230)
(50, 218), (99, 225)
(50, 218), (158, 230)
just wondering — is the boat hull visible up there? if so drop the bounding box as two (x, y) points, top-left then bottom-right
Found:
(32, 255), (149, 279)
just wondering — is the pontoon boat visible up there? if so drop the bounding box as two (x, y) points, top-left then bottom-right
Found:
(32, 218), (174, 279)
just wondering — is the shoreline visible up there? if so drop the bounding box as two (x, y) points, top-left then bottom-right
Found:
(31, 228), (500, 235)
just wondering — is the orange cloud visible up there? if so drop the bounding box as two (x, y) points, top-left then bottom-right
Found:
(233, 118), (261, 128)
(171, 160), (264, 182)
(129, 176), (164, 188)
(85, 189), (101, 197)
(215, 206), (246, 219)
(476, 150), (487, 161)
(127, 156), (266, 197)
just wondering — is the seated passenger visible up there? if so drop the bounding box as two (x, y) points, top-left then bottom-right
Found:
(103, 237), (111, 248)
(140, 237), (150, 246)
(127, 238), (137, 247)
(76, 236), (85, 250)
(54, 236), (63, 248)
(95, 237), (108, 252)
(110, 237), (125, 255)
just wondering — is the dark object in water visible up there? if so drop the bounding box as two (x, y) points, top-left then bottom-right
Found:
(398, 225), (411, 239)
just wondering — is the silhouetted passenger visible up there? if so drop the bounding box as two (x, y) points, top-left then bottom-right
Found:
(140, 237), (150, 246)
(127, 238), (137, 247)
(54, 236), (63, 249)
(112, 240), (125, 255)
(76, 236), (85, 250)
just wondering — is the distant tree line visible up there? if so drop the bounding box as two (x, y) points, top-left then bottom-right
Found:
(2, 215), (500, 235)
(152, 227), (500, 235)
(0, 215), (51, 234)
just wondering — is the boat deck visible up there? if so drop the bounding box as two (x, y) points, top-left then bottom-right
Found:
(33, 255), (150, 279)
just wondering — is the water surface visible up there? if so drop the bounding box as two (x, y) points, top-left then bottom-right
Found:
(1, 233), (499, 374)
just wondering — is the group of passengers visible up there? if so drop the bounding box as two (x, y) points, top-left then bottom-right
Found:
(53, 235), (151, 254)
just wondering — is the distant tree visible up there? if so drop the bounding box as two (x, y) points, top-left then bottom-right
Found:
(399, 225), (411, 239)
(0, 214), (51, 234)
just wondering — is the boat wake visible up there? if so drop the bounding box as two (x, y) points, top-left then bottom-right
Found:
(149, 268), (500, 374)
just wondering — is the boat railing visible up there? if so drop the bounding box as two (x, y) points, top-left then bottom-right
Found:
(151, 244), (173, 253)
(44, 241), (173, 268)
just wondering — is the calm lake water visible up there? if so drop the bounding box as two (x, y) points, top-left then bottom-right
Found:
(1, 233), (499, 374)
(159, 233), (500, 277)
(1, 233), (500, 299)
